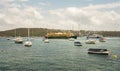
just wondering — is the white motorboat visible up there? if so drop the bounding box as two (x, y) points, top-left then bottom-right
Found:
(24, 40), (32, 47)
(74, 41), (82, 46)
(44, 38), (49, 43)
(69, 38), (74, 41)
(85, 40), (96, 44)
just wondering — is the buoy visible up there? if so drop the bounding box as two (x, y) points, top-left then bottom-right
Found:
(113, 54), (118, 60)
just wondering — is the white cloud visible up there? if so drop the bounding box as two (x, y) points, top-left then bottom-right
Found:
(0, 0), (14, 5)
(82, 3), (120, 11)
(19, 0), (29, 2)
(39, 2), (51, 6)
(0, 0), (28, 5)
(49, 3), (120, 31)
(0, 2), (120, 31)
(0, 6), (44, 31)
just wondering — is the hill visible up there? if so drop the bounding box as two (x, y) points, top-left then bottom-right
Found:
(0, 28), (120, 37)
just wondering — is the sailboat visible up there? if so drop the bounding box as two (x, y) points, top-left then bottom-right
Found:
(44, 29), (49, 43)
(74, 24), (82, 46)
(14, 29), (23, 44)
(85, 32), (96, 44)
(69, 24), (75, 41)
(99, 37), (106, 42)
(24, 28), (32, 47)
(44, 38), (49, 43)
(85, 39), (96, 44)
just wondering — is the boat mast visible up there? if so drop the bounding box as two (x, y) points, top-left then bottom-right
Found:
(28, 28), (30, 39)
(78, 23), (80, 36)
(15, 29), (16, 37)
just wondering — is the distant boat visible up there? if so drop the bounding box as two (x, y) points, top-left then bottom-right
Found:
(74, 41), (82, 46)
(7, 38), (10, 40)
(14, 29), (23, 44)
(24, 40), (32, 47)
(24, 28), (32, 47)
(15, 36), (23, 44)
(69, 38), (74, 41)
(73, 24), (82, 46)
(85, 40), (96, 44)
(87, 34), (102, 39)
(44, 29), (49, 43)
(99, 37), (106, 42)
(44, 38), (49, 43)
(88, 48), (109, 55)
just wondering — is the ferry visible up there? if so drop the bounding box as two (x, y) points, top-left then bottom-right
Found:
(45, 32), (77, 39)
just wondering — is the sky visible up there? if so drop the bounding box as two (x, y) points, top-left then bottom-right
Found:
(0, 0), (120, 31)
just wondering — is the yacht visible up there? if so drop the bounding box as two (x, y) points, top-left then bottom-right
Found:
(99, 37), (106, 42)
(87, 34), (102, 39)
(15, 36), (23, 44)
(44, 38), (49, 43)
(44, 28), (49, 43)
(85, 40), (96, 44)
(69, 38), (74, 41)
(24, 40), (32, 47)
(24, 28), (32, 47)
(14, 29), (23, 44)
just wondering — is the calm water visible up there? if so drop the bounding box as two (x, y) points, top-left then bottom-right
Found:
(0, 37), (120, 71)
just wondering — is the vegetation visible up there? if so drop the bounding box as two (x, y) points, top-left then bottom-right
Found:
(0, 28), (120, 37)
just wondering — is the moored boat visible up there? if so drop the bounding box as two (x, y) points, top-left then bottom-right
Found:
(44, 38), (49, 43)
(15, 36), (23, 44)
(88, 48), (109, 55)
(85, 40), (96, 44)
(74, 41), (82, 46)
(24, 28), (32, 47)
(87, 34), (102, 39)
(24, 41), (32, 47)
(69, 38), (74, 41)
(99, 37), (106, 42)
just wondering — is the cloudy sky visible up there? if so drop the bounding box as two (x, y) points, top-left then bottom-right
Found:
(0, 0), (120, 31)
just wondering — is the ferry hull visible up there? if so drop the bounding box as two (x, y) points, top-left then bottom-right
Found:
(45, 36), (77, 39)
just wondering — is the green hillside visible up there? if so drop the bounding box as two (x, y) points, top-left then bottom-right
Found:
(0, 28), (120, 37)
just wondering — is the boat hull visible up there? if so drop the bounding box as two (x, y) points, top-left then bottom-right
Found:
(44, 40), (49, 43)
(88, 52), (109, 55)
(24, 45), (32, 47)
(88, 48), (109, 55)
(74, 44), (82, 46)
(85, 41), (96, 44)
(24, 41), (32, 47)
(45, 36), (77, 39)
(15, 41), (23, 44)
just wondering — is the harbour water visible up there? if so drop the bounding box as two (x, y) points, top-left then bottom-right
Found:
(0, 37), (120, 71)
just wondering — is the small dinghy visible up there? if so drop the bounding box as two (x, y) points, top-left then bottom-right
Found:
(88, 48), (109, 55)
